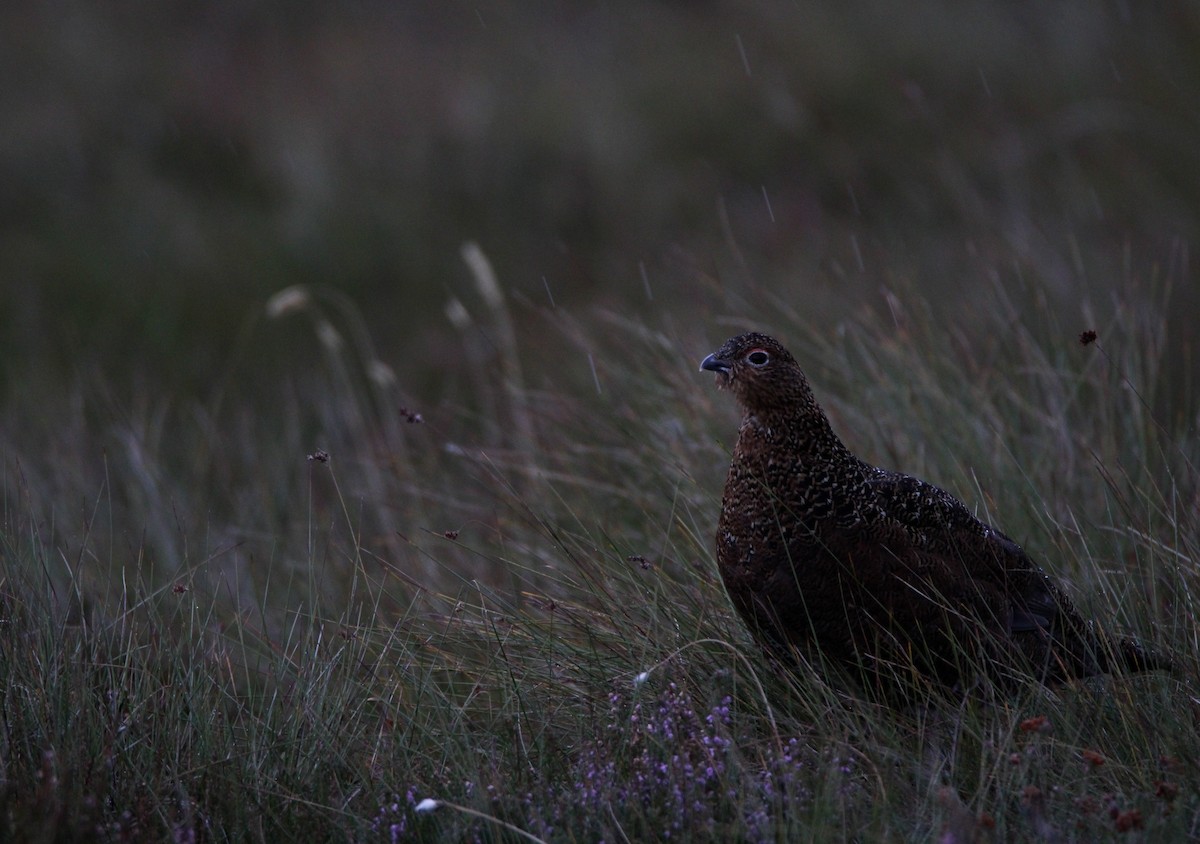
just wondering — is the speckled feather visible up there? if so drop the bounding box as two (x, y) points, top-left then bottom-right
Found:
(702, 332), (1171, 699)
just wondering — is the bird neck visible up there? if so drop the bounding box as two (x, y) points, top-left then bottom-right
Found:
(740, 401), (854, 465)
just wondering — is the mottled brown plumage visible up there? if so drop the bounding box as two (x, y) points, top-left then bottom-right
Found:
(701, 332), (1171, 700)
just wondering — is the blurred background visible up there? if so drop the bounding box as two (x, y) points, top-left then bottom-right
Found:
(4, 1), (1198, 395)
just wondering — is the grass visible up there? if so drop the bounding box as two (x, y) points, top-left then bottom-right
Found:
(2, 258), (1197, 842)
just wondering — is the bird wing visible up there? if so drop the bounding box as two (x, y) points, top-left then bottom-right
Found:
(864, 470), (1067, 638)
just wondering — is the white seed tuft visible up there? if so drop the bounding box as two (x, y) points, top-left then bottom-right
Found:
(265, 286), (310, 318)
(316, 319), (343, 352)
(461, 241), (503, 309)
(368, 360), (396, 388)
(445, 297), (472, 329)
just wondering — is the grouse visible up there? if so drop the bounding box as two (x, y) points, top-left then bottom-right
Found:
(701, 332), (1171, 700)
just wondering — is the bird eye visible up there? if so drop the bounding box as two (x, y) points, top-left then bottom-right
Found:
(746, 350), (770, 367)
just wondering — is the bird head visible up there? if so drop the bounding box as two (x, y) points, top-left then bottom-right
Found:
(700, 332), (811, 415)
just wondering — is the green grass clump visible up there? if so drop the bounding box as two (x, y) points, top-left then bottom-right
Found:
(1, 267), (1197, 841)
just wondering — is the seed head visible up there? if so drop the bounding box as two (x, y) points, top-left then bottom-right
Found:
(316, 319), (343, 352)
(369, 361), (396, 388)
(265, 286), (310, 318)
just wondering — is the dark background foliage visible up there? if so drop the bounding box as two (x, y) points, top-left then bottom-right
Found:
(3, 0), (1197, 403)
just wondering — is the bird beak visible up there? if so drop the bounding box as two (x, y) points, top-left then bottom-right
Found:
(700, 353), (732, 374)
